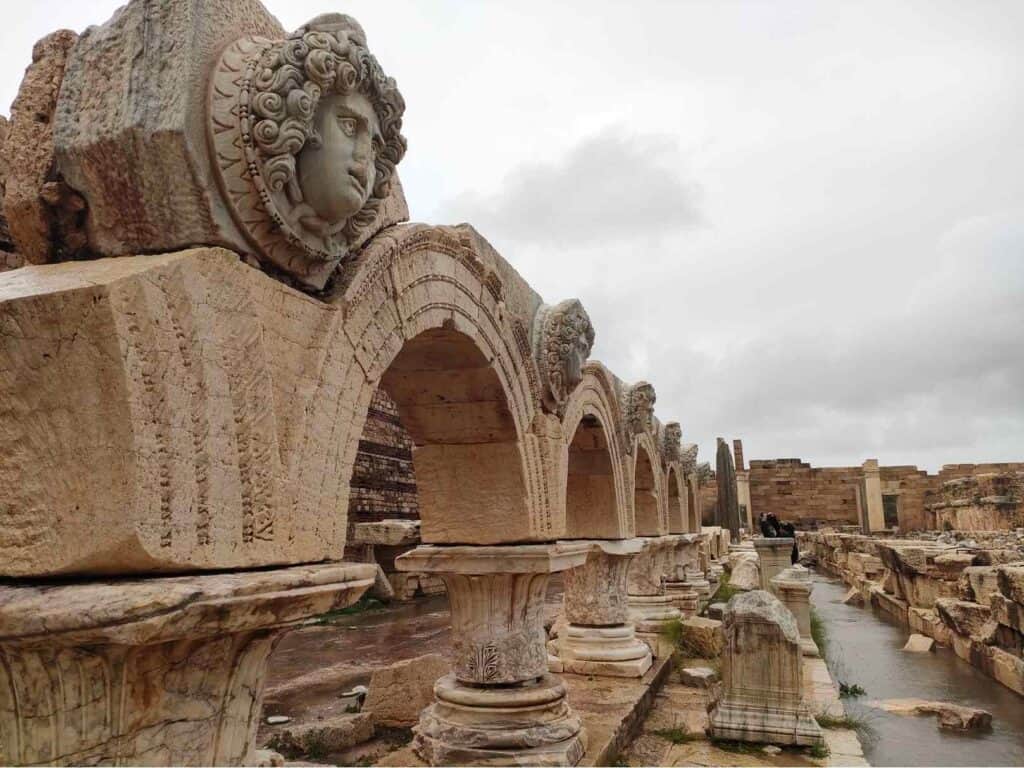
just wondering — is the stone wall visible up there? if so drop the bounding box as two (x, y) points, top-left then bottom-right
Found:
(747, 457), (1023, 533)
(344, 388), (419, 559)
(748, 459), (862, 527)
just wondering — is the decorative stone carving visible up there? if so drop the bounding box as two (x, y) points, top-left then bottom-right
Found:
(395, 544), (589, 766)
(661, 422), (682, 464)
(0, 562), (375, 766)
(553, 539), (653, 678)
(709, 590), (824, 747)
(208, 13), (407, 287)
(771, 564), (818, 657)
(532, 299), (596, 413)
(623, 381), (656, 436)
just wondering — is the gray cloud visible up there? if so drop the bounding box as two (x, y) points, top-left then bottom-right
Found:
(440, 128), (704, 247)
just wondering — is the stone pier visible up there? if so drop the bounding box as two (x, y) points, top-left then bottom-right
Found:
(709, 591), (823, 747)
(396, 545), (590, 766)
(554, 539), (654, 678)
(771, 564), (818, 657)
(627, 537), (683, 658)
(663, 534), (702, 617)
(753, 537), (795, 590)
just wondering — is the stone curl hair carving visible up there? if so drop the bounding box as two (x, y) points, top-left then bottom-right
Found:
(246, 14), (407, 250)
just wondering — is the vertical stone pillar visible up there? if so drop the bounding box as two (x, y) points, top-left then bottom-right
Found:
(664, 534), (702, 618)
(627, 537), (682, 658)
(554, 540), (653, 678)
(862, 459), (886, 533)
(770, 564), (818, 657)
(0, 564), (376, 766)
(734, 439), (753, 532)
(753, 537), (795, 591)
(395, 544), (589, 766)
(709, 591), (823, 747)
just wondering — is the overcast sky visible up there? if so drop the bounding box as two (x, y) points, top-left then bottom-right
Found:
(3, 1), (1021, 472)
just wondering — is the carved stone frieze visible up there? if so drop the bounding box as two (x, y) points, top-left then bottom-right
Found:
(209, 14), (407, 287)
(661, 422), (682, 465)
(532, 298), (595, 414)
(623, 381), (656, 436)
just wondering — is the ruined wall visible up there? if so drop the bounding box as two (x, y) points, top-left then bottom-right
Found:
(880, 465), (931, 532)
(748, 459), (861, 527)
(344, 388), (419, 558)
(701, 473), (718, 525)
(926, 464), (1024, 532)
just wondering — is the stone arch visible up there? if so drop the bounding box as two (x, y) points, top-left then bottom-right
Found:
(293, 224), (556, 546)
(632, 433), (666, 535)
(560, 364), (631, 538)
(666, 464), (688, 533)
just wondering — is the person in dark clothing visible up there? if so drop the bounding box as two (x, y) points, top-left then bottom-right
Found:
(766, 513), (782, 537)
(780, 521), (799, 564)
(758, 512), (775, 538)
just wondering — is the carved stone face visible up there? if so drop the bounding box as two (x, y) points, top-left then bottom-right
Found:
(563, 314), (591, 391)
(297, 91), (380, 226)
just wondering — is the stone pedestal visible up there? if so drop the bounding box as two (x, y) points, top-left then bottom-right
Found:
(396, 545), (589, 766)
(684, 576), (714, 612)
(627, 537), (682, 658)
(664, 534), (702, 617)
(753, 537), (795, 591)
(0, 563), (375, 766)
(771, 565), (818, 657)
(554, 540), (652, 678)
(709, 591), (823, 747)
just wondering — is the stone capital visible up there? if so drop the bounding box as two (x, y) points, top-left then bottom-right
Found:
(396, 543), (590, 575)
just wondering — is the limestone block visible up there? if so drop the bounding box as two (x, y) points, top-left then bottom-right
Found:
(707, 602), (726, 620)
(354, 520), (421, 547)
(364, 654), (449, 727)
(868, 698), (992, 731)
(730, 556), (761, 591)
(679, 617), (724, 658)
(902, 634), (935, 653)
(679, 666), (719, 688)
(266, 713), (375, 756)
(935, 599), (994, 640)
(842, 588), (865, 606)
(0, 250), (354, 576)
(709, 590), (823, 747)
(1, 29), (79, 264)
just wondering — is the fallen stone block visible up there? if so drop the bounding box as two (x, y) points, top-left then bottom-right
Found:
(707, 602), (726, 621)
(868, 698), (992, 731)
(902, 634), (935, 653)
(842, 588), (864, 606)
(363, 653), (449, 727)
(265, 713), (375, 757)
(679, 666), (719, 688)
(730, 557), (761, 591)
(679, 616), (725, 658)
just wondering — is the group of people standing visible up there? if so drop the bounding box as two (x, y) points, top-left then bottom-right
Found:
(758, 512), (799, 564)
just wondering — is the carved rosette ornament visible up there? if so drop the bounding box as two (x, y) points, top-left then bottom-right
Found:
(208, 14), (406, 289)
(533, 299), (595, 414)
(680, 443), (699, 474)
(661, 422), (682, 465)
(624, 381), (656, 436)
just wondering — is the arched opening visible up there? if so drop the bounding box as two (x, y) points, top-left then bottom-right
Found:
(633, 443), (661, 535)
(666, 466), (685, 533)
(564, 413), (620, 538)
(378, 327), (529, 543)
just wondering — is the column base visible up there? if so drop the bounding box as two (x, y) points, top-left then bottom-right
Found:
(556, 625), (653, 678)
(413, 673), (586, 766)
(801, 638), (820, 657)
(709, 696), (824, 747)
(664, 581), (700, 617)
(629, 594), (681, 658)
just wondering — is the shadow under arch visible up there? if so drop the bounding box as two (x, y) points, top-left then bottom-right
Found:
(632, 434), (665, 536)
(666, 464), (688, 533)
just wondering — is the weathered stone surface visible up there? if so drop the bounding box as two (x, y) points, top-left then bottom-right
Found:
(842, 587), (865, 606)
(1, 29), (80, 264)
(709, 590), (823, 747)
(363, 654), (448, 727)
(533, 299), (595, 414)
(679, 666), (718, 688)
(707, 602), (726, 620)
(679, 617), (724, 658)
(715, 437), (739, 538)
(730, 555), (761, 591)
(935, 598), (993, 639)
(266, 713), (375, 757)
(869, 698), (992, 731)
(354, 520), (421, 547)
(902, 633), (935, 652)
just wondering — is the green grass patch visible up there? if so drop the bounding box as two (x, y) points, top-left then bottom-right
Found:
(661, 618), (714, 660)
(709, 571), (740, 606)
(808, 742), (831, 760)
(810, 605), (828, 655)
(838, 681), (866, 698)
(710, 739), (761, 755)
(312, 595), (387, 624)
(815, 709), (871, 734)
(654, 728), (702, 744)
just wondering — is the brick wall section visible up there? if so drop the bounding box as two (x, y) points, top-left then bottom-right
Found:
(748, 459), (862, 527)
(702, 477), (718, 525)
(343, 388), (419, 559)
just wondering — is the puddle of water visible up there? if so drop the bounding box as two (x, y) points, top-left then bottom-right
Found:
(810, 574), (1024, 766)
